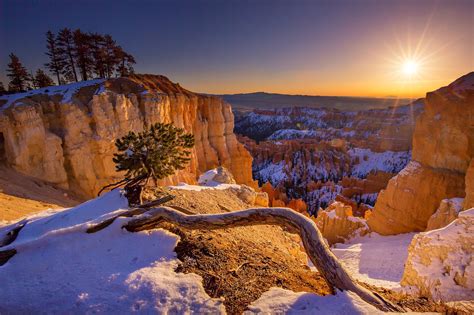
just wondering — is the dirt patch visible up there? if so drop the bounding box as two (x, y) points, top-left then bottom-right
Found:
(173, 226), (331, 315)
(142, 187), (332, 314)
(361, 283), (466, 314)
(143, 187), (464, 314)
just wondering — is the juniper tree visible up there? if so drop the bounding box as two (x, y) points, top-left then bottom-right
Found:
(102, 123), (194, 204)
(6, 53), (31, 92)
(0, 82), (6, 96)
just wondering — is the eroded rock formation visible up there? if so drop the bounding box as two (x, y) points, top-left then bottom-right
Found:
(401, 208), (474, 302)
(314, 201), (369, 245)
(426, 198), (464, 231)
(0, 75), (255, 198)
(368, 72), (474, 234)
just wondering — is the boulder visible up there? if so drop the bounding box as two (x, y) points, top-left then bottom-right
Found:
(426, 198), (464, 231)
(198, 167), (236, 185)
(464, 159), (474, 210)
(230, 184), (269, 207)
(401, 208), (474, 302)
(368, 161), (465, 234)
(315, 201), (369, 245)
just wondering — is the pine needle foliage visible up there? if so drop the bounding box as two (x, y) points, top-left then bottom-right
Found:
(113, 123), (194, 183)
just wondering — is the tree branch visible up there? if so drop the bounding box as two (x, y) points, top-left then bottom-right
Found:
(124, 206), (403, 312)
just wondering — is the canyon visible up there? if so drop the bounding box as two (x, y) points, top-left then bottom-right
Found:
(0, 72), (473, 312)
(234, 102), (423, 214)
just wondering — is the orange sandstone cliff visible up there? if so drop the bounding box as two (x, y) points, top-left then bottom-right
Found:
(368, 72), (474, 234)
(0, 74), (254, 198)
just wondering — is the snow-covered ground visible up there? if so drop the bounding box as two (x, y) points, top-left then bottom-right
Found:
(0, 79), (105, 109)
(349, 148), (411, 178)
(2, 189), (406, 313)
(246, 288), (384, 314)
(332, 232), (416, 289)
(0, 190), (225, 313)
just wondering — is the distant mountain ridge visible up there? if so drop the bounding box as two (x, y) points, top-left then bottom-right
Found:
(216, 91), (414, 111)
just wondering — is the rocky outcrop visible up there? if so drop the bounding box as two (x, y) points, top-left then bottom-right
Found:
(426, 198), (464, 231)
(464, 159), (474, 209)
(229, 185), (269, 207)
(198, 167), (237, 185)
(0, 75), (254, 198)
(315, 201), (369, 245)
(368, 72), (474, 234)
(401, 208), (474, 302)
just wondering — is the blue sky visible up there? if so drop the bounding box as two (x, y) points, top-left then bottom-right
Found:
(1, 0), (472, 96)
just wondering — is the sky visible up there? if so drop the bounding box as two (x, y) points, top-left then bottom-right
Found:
(0, 0), (473, 97)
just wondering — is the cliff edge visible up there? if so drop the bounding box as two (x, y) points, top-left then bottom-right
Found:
(0, 74), (255, 198)
(368, 72), (474, 234)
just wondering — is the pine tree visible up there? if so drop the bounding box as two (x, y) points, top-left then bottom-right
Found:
(6, 53), (31, 92)
(57, 28), (78, 82)
(115, 46), (136, 77)
(73, 29), (94, 81)
(102, 35), (119, 78)
(0, 81), (6, 96)
(44, 31), (64, 85)
(33, 69), (55, 88)
(107, 123), (194, 204)
(89, 33), (106, 78)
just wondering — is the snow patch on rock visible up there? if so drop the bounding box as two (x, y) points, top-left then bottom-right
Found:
(401, 208), (474, 301)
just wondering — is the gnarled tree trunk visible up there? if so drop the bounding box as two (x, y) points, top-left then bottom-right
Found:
(124, 206), (402, 312)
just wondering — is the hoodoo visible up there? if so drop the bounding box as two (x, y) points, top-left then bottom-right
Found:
(368, 72), (474, 234)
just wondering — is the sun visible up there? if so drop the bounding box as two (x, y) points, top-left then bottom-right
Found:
(402, 60), (419, 76)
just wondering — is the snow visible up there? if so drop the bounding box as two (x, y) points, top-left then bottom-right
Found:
(0, 79), (105, 110)
(349, 148), (411, 178)
(168, 182), (240, 191)
(403, 208), (474, 301)
(0, 189), (224, 313)
(268, 129), (319, 140)
(245, 288), (383, 314)
(332, 232), (416, 289)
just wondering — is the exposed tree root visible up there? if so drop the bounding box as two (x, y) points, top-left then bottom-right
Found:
(86, 195), (174, 233)
(0, 219), (27, 247)
(124, 206), (404, 312)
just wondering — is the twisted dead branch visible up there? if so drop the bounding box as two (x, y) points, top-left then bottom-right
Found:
(123, 206), (403, 312)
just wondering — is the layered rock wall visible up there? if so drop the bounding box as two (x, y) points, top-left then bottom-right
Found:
(368, 72), (474, 234)
(0, 75), (254, 198)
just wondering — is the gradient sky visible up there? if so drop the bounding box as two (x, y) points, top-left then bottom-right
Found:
(1, 0), (473, 97)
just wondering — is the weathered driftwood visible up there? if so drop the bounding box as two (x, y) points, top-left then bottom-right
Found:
(86, 195), (175, 233)
(124, 206), (402, 312)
